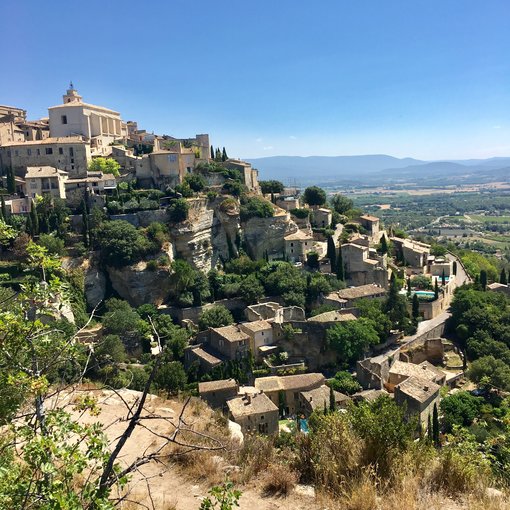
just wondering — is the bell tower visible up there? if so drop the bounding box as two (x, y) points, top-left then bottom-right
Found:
(62, 82), (83, 104)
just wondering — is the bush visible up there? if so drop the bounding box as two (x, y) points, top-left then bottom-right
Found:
(146, 259), (159, 271)
(290, 208), (310, 219)
(167, 198), (189, 223)
(183, 173), (206, 192)
(240, 196), (274, 221)
(97, 220), (147, 267)
(198, 305), (234, 331)
(262, 464), (298, 497)
(38, 233), (65, 255)
(327, 371), (362, 395)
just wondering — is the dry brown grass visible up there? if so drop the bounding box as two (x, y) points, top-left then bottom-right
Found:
(168, 446), (225, 485)
(261, 463), (298, 498)
(230, 434), (275, 483)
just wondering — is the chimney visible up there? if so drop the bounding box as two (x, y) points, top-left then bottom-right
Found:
(309, 396), (313, 402)
(245, 394), (252, 405)
(424, 385), (429, 392)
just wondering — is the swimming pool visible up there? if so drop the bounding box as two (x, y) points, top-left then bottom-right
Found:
(414, 291), (435, 298)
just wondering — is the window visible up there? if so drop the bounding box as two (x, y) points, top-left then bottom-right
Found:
(45, 148), (53, 155)
(14, 150), (19, 157)
(70, 158), (74, 163)
(69, 147), (74, 156)
(27, 149), (31, 156)
(290, 242), (294, 247)
(61, 115), (67, 124)
(71, 164), (75, 170)
(305, 242), (308, 246)
(58, 147), (63, 155)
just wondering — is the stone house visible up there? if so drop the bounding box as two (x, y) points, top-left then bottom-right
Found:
(23, 166), (68, 199)
(0, 136), (91, 179)
(359, 214), (380, 240)
(284, 229), (314, 263)
(391, 237), (431, 270)
(340, 243), (389, 289)
(299, 385), (350, 416)
(227, 392), (279, 435)
(387, 360), (443, 392)
(311, 207), (332, 228)
(239, 320), (274, 360)
(394, 376), (440, 431)
(65, 172), (117, 207)
(209, 325), (250, 361)
(223, 159), (259, 191)
(198, 378), (239, 410)
(254, 373), (325, 416)
(322, 284), (387, 309)
(184, 345), (222, 373)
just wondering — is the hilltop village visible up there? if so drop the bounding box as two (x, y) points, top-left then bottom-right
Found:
(0, 87), (475, 430)
(1, 88), (510, 508)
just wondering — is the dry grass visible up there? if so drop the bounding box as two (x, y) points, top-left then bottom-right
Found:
(168, 446), (225, 485)
(261, 463), (298, 497)
(230, 434), (275, 483)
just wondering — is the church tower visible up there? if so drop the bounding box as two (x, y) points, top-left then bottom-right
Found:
(62, 82), (83, 104)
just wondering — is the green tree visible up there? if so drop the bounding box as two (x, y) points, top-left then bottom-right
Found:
(330, 193), (353, 215)
(88, 156), (121, 176)
(153, 361), (187, 397)
(327, 235), (337, 271)
(198, 305), (234, 331)
(453, 260), (457, 275)
(501, 268), (508, 285)
(327, 370), (362, 395)
(29, 201), (39, 236)
(303, 186), (326, 207)
(380, 233), (388, 255)
(97, 220), (146, 266)
(215, 147), (222, 161)
(336, 249), (344, 281)
(479, 269), (487, 291)
(349, 396), (416, 476)
(468, 355), (510, 391)
(184, 173), (206, 192)
(412, 293), (420, 320)
(440, 391), (482, 432)
(432, 403), (440, 445)
(385, 273), (409, 330)
(307, 251), (320, 270)
(38, 233), (65, 255)
(326, 318), (379, 366)
(0, 195), (6, 220)
(434, 278), (439, 299)
(239, 274), (265, 304)
(210, 145), (215, 159)
(6, 167), (16, 194)
(167, 197), (189, 222)
(222, 146), (228, 161)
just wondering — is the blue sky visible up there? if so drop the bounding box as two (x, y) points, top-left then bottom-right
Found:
(2, 0), (510, 160)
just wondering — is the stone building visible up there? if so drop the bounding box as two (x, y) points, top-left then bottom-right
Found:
(284, 229), (314, 262)
(222, 159), (259, 191)
(299, 385), (350, 417)
(322, 284), (387, 309)
(341, 243), (389, 288)
(65, 172), (117, 207)
(209, 324), (250, 361)
(359, 214), (380, 241)
(227, 392), (279, 435)
(391, 237), (430, 270)
(394, 376), (440, 431)
(198, 378), (239, 410)
(239, 320), (274, 360)
(0, 136), (91, 178)
(48, 85), (126, 156)
(311, 207), (332, 228)
(254, 373), (325, 416)
(23, 166), (68, 199)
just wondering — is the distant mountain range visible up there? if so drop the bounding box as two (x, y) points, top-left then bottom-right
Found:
(245, 155), (510, 186)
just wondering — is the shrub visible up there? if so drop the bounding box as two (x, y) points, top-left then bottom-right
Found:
(198, 305), (234, 331)
(262, 464), (298, 497)
(38, 233), (65, 255)
(290, 208), (310, 219)
(146, 259), (158, 271)
(167, 198), (189, 223)
(97, 220), (147, 267)
(240, 196), (274, 221)
(183, 173), (206, 192)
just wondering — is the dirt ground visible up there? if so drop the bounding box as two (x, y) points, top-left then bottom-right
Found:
(57, 387), (321, 510)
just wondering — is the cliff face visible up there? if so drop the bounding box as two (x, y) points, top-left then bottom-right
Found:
(170, 197), (241, 272)
(107, 262), (173, 307)
(243, 212), (294, 260)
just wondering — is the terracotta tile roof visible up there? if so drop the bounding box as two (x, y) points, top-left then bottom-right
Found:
(25, 166), (68, 178)
(227, 392), (278, 417)
(301, 385), (350, 411)
(360, 214), (380, 222)
(198, 378), (237, 394)
(284, 229), (313, 241)
(191, 347), (222, 366)
(308, 311), (357, 323)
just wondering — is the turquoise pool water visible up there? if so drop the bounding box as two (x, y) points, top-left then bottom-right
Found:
(414, 291), (435, 297)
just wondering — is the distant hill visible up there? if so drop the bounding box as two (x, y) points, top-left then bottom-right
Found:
(245, 154), (510, 186)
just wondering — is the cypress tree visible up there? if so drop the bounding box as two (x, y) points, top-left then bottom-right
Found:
(82, 209), (89, 247)
(452, 261), (457, 275)
(29, 202), (39, 236)
(329, 386), (336, 412)
(434, 278), (439, 299)
(0, 201), (3, 221)
(432, 403), (440, 446)
(26, 213), (33, 237)
(412, 293), (420, 319)
(427, 414), (433, 441)
(323, 400), (328, 415)
(7, 167), (16, 194)
(1, 195), (6, 220)
(380, 233), (388, 254)
(222, 147), (228, 161)
(327, 236), (336, 272)
(441, 269), (446, 286)
(480, 269), (487, 291)
(407, 276), (412, 295)
(210, 145), (214, 159)
(215, 148), (222, 161)
(336, 249), (344, 281)
(500, 268), (508, 285)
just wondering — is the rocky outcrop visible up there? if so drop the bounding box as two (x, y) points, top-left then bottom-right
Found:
(107, 262), (173, 307)
(83, 255), (107, 308)
(243, 212), (294, 260)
